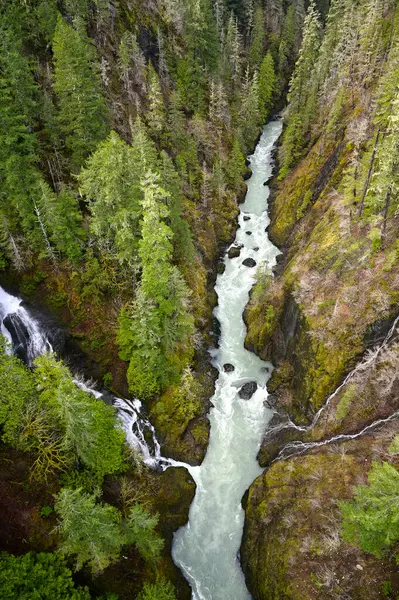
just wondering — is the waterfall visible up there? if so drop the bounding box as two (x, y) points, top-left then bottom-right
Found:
(0, 285), (178, 471)
(0, 287), (52, 364)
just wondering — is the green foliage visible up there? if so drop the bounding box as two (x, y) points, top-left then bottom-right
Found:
(0, 339), (125, 482)
(146, 63), (166, 137)
(227, 137), (246, 193)
(55, 488), (124, 573)
(279, 0), (322, 176)
(52, 15), (109, 169)
(79, 131), (144, 270)
(335, 384), (356, 421)
(34, 355), (126, 479)
(248, 7), (265, 70)
(123, 504), (163, 561)
(340, 462), (399, 560)
(55, 488), (163, 573)
(0, 337), (37, 446)
(118, 171), (194, 399)
(258, 52), (276, 122)
(136, 581), (176, 600)
(40, 505), (54, 518)
(0, 551), (91, 600)
(0, 26), (44, 252)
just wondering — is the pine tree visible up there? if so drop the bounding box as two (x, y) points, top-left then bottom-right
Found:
(117, 32), (147, 103)
(239, 68), (261, 150)
(340, 462), (399, 560)
(55, 488), (163, 573)
(258, 51), (276, 122)
(117, 171), (194, 399)
(78, 131), (143, 270)
(146, 63), (166, 137)
(227, 137), (246, 193)
(279, 0), (322, 176)
(248, 7), (265, 70)
(0, 27), (41, 246)
(52, 15), (109, 169)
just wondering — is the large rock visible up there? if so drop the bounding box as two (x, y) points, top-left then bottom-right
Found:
(239, 381), (257, 399)
(228, 244), (243, 259)
(3, 313), (30, 363)
(243, 215), (251, 221)
(242, 258), (256, 268)
(223, 363), (235, 373)
(246, 231), (252, 236)
(217, 262), (226, 275)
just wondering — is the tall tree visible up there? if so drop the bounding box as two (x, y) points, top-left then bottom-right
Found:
(78, 131), (143, 271)
(52, 15), (109, 169)
(279, 0), (322, 177)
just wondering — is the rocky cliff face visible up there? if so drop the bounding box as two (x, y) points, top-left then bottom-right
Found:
(241, 1), (399, 597)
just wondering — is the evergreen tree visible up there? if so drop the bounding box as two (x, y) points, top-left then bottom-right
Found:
(239, 68), (261, 150)
(248, 7), (265, 70)
(340, 462), (399, 560)
(117, 32), (147, 103)
(78, 131), (143, 270)
(0, 27), (41, 247)
(227, 137), (246, 192)
(52, 15), (109, 169)
(117, 171), (194, 399)
(55, 488), (125, 573)
(146, 63), (166, 137)
(279, 0), (322, 177)
(137, 581), (176, 600)
(258, 52), (276, 122)
(0, 552), (91, 600)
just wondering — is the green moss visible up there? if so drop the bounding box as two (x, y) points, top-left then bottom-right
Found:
(336, 384), (356, 421)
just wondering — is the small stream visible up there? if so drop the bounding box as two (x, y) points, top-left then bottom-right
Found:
(172, 120), (283, 600)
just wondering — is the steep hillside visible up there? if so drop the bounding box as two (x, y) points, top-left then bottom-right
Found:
(242, 1), (399, 599)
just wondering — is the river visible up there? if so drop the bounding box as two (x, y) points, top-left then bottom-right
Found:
(172, 119), (283, 600)
(0, 118), (283, 600)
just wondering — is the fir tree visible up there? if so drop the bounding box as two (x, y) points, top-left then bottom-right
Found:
(52, 15), (109, 169)
(258, 52), (276, 122)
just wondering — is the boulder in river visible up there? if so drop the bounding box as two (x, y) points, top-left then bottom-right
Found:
(239, 381), (258, 399)
(253, 247), (259, 252)
(3, 313), (30, 363)
(245, 231), (252, 236)
(243, 215), (251, 221)
(217, 262), (226, 275)
(223, 363), (235, 373)
(242, 258), (256, 267)
(228, 244), (243, 259)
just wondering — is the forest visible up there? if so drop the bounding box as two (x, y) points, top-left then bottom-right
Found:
(1, 0), (399, 599)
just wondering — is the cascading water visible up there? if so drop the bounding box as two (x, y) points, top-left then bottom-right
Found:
(172, 120), (283, 600)
(0, 285), (177, 470)
(0, 287), (52, 364)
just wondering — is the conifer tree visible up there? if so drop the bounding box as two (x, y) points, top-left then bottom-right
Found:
(239, 68), (261, 150)
(258, 51), (276, 122)
(340, 462), (399, 560)
(118, 171), (194, 399)
(227, 137), (246, 193)
(146, 63), (166, 137)
(0, 27), (40, 245)
(248, 7), (265, 70)
(279, 0), (322, 177)
(52, 15), (109, 169)
(78, 131), (143, 270)
(117, 32), (147, 103)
